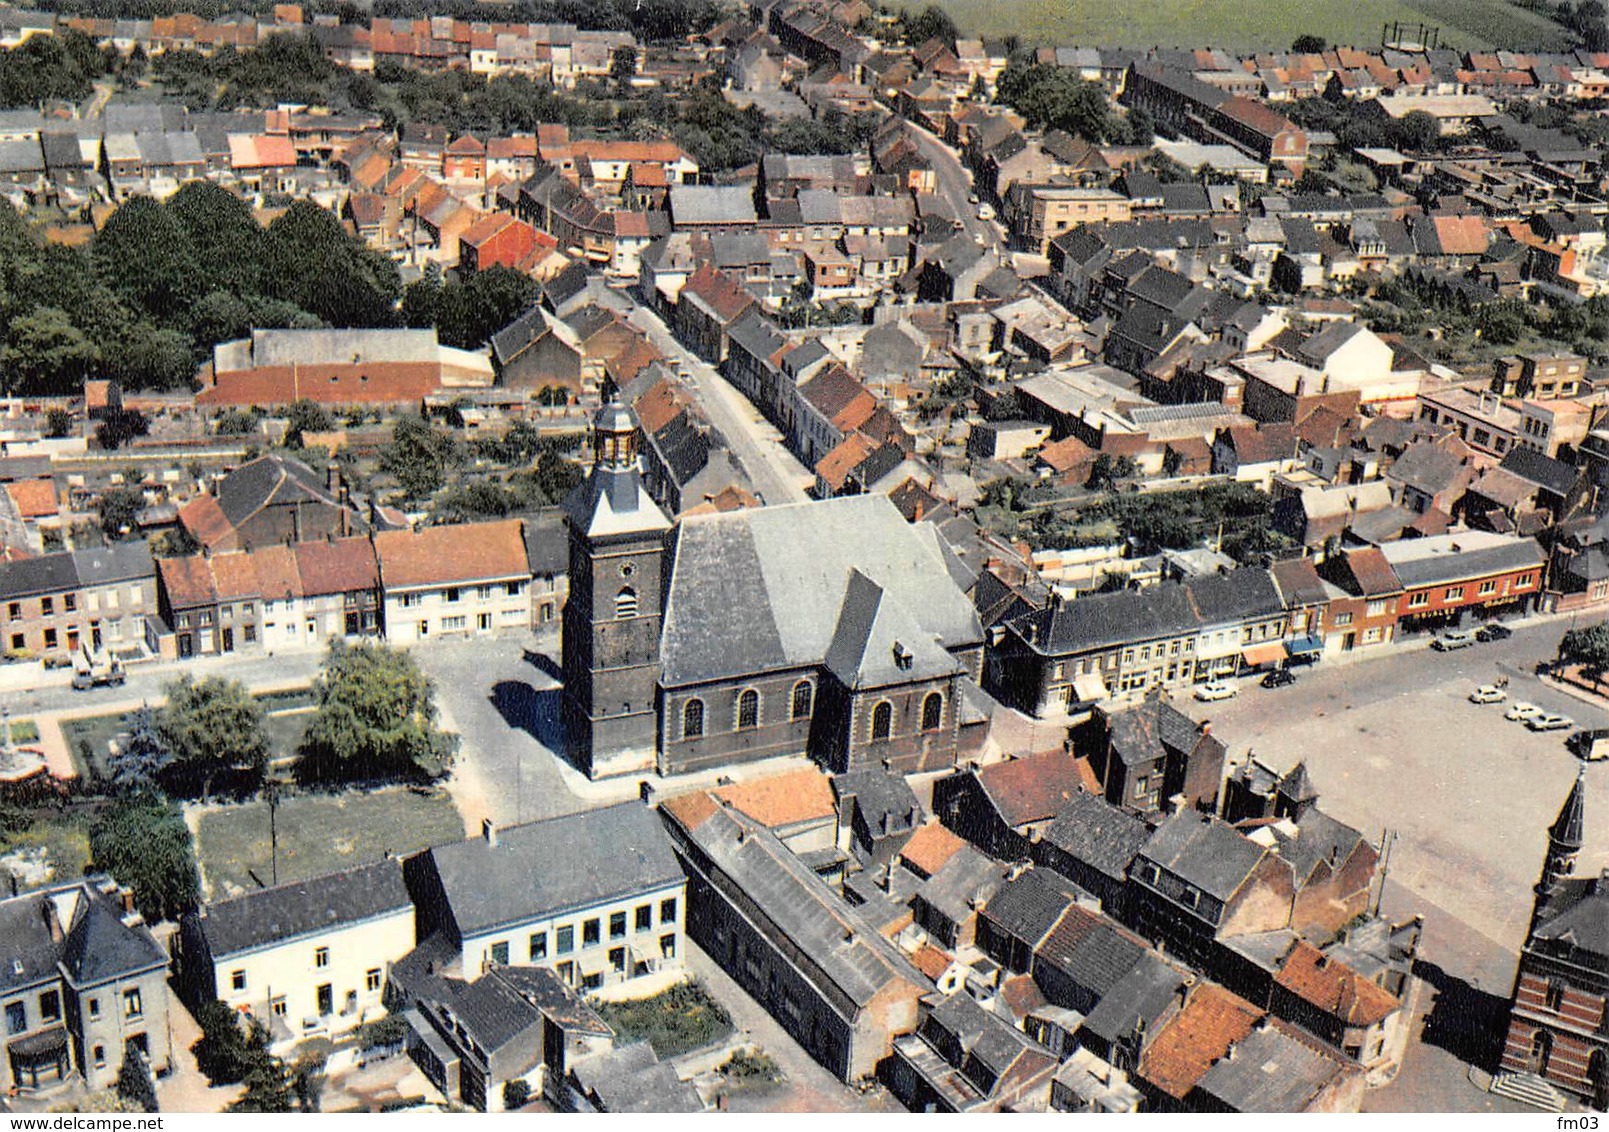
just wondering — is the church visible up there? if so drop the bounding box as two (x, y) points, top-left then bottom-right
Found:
(1498, 765), (1608, 1109)
(561, 401), (985, 781)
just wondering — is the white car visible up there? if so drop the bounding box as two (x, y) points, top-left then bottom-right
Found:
(1527, 713), (1575, 732)
(1194, 680), (1238, 702)
(1505, 702), (1544, 721)
(1468, 685), (1507, 704)
(976, 202), (996, 221)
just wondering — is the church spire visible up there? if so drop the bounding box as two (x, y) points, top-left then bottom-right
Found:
(1536, 763), (1587, 912)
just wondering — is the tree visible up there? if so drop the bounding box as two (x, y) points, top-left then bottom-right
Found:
(45, 408), (72, 438)
(291, 1051), (327, 1113)
(1561, 624), (1609, 684)
(1291, 34), (1327, 53)
(1086, 453), (1117, 490)
(108, 705), (173, 793)
(994, 62), (1112, 141)
(98, 487), (145, 540)
(0, 307), (97, 396)
(1391, 109), (1440, 153)
(116, 1044), (159, 1113)
(158, 675), (270, 798)
(503, 1079), (532, 1109)
(900, 4), (958, 48)
(298, 640), (459, 783)
(610, 45), (638, 91)
(379, 414), (461, 502)
(192, 1003), (263, 1086)
(285, 399), (334, 447)
(230, 1049), (293, 1112)
(92, 196), (199, 325)
(95, 409), (150, 451)
(88, 796), (200, 922)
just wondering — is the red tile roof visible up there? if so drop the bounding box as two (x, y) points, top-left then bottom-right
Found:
(179, 494), (233, 550)
(158, 554), (219, 609)
(294, 536), (380, 596)
(1140, 984), (1264, 1101)
(899, 822), (966, 878)
(5, 479), (58, 519)
(1343, 547), (1402, 596)
(373, 518), (529, 589)
(910, 944), (953, 981)
(976, 750), (1087, 829)
(1275, 942), (1399, 1026)
(713, 767), (837, 829)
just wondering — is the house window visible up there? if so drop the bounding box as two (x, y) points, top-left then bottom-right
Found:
(1444, 586), (1464, 601)
(583, 919), (601, 947)
(1362, 627), (1383, 644)
(615, 588), (638, 619)
(921, 692), (943, 732)
(270, 997), (287, 1017)
(315, 947), (330, 968)
(1478, 580), (1497, 596)
(6, 602), (17, 620)
(123, 988), (143, 1019)
(661, 898), (677, 924)
(366, 969), (382, 992)
(1333, 611), (1354, 625)
(39, 990), (59, 1023)
(609, 947), (626, 973)
(1517, 573), (1535, 588)
(1407, 592), (1428, 608)
(444, 587), (460, 603)
(93, 1045), (106, 1069)
(660, 934), (677, 959)
(791, 680), (813, 720)
(3, 1001), (23, 1034)
(871, 701), (893, 741)
(1546, 981), (1566, 1012)
(43, 628), (56, 649)
(609, 912), (627, 940)
(635, 905), (652, 932)
(40, 597), (52, 616)
(736, 688), (759, 730)
(63, 594), (75, 613)
(530, 933), (548, 960)
(506, 581), (523, 596)
(418, 620), (429, 636)
(87, 997), (100, 1020)
(1366, 600), (1386, 616)
(230, 970), (246, 992)
(490, 941), (509, 965)
(442, 616), (466, 631)
(556, 926), (575, 954)
(683, 698), (704, 739)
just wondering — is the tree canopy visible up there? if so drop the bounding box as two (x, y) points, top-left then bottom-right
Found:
(297, 640), (459, 783)
(88, 795), (200, 922)
(158, 675), (270, 798)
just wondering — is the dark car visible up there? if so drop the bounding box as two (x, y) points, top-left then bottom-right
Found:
(1476, 623), (1513, 642)
(1261, 668), (1297, 688)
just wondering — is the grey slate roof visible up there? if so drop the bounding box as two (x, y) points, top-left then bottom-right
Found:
(1034, 904), (1150, 1002)
(823, 569), (964, 691)
(215, 454), (340, 529)
(425, 802), (682, 938)
(1078, 951), (1186, 1047)
(0, 550), (79, 602)
(661, 494), (982, 687)
(981, 868), (1082, 945)
(1015, 567), (1279, 657)
(201, 859), (411, 958)
(1499, 445), (1579, 498)
(1107, 698), (1209, 770)
(1196, 1024), (1351, 1111)
(71, 541), (153, 587)
(1377, 534), (1544, 590)
(1139, 811), (1269, 903)
(1038, 792), (1151, 882)
(1, 880), (165, 996)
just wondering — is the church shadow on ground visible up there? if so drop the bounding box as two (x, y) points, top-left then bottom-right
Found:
(489, 680), (569, 762)
(1414, 959), (1511, 1073)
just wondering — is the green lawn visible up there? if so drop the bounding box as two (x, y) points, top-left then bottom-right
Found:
(928, 0), (1571, 49)
(0, 816), (90, 892)
(193, 786), (464, 899)
(595, 982), (735, 1059)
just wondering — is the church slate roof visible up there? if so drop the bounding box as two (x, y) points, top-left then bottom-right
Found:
(660, 494), (982, 688)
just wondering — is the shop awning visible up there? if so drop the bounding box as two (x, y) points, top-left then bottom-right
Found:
(1286, 634), (1325, 656)
(1241, 642), (1286, 667)
(1072, 672), (1109, 703)
(10, 1026), (68, 1061)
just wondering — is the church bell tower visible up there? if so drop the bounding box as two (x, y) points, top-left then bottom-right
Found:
(560, 398), (672, 780)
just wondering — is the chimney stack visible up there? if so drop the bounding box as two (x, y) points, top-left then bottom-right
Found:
(481, 817), (497, 848)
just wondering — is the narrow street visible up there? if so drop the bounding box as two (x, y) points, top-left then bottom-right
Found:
(903, 121), (1002, 249)
(589, 281), (812, 506)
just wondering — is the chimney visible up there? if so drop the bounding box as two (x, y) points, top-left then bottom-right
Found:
(1198, 720), (1211, 735)
(481, 817), (497, 847)
(326, 462), (341, 496)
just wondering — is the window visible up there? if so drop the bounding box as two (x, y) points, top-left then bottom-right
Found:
(870, 701), (892, 741)
(529, 933), (548, 960)
(442, 616), (466, 631)
(1478, 580), (1497, 596)
(490, 941), (509, 965)
(270, 997), (286, 1017)
(4, 1001), (23, 1035)
(921, 692), (943, 732)
(38, 989), (60, 1024)
(444, 587), (460, 603)
(6, 602), (17, 621)
(661, 898), (677, 924)
(1333, 611), (1354, 626)
(63, 594), (75, 613)
(679, 698), (707, 741)
(660, 934), (677, 959)
(366, 969), (382, 992)
(609, 947), (626, 973)
(1366, 600), (1386, 616)
(506, 581), (523, 596)
(1517, 573), (1535, 588)
(1407, 592), (1428, 608)
(615, 587), (638, 619)
(609, 912), (627, 940)
(230, 970), (246, 992)
(40, 597), (52, 616)
(418, 620), (429, 636)
(315, 947), (330, 968)
(791, 680), (813, 720)
(93, 1045), (106, 1069)
(583, 919), (600, 947)
(556, 925), (575, 954)
(43, 628), (56, 649)
(1362, 627), (1383, 644)
(87, 997), (100, 1020)
(1444, 586), (1464, 601)
(736, 689), (759, 730)
(635, 905), (652, 932)
(123, 988), (143, 1019)
(1546, 981), (1566, 1012)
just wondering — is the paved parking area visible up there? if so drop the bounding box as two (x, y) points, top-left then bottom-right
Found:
(1180, 618), (1609, 954)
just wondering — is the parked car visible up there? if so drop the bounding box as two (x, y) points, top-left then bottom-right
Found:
(1261, 668), (1297, 688)
(1527, 713), (1575, 732)
(1469, 685), (1507, 704)
(1194, 680), (1238, 702)
(1505, 702), (1544, 721)
(1476, 623), (1513, 642)
(1568, 729), (1609, 761)
(976, 202), (996, 221)
(1432, 630), (1478, 651)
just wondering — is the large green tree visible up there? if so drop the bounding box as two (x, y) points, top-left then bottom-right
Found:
(298, 640), (458, 783)
(158, 675), (270, 798)
(93, 196), (200, 325)
(88, 796), (200, 922)
(379, 414), (462, 502)
(0, 307), (97, 396)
